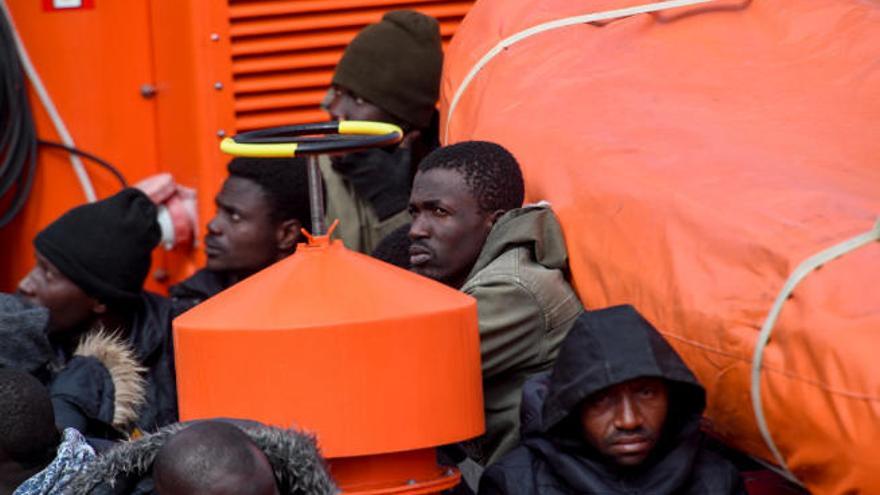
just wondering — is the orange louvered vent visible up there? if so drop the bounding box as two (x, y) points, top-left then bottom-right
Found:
(228, 0), (475, 132)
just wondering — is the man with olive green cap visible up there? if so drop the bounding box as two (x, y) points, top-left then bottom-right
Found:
(322, 10), (443, 254)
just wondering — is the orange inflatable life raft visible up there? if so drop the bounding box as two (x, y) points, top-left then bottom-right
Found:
(441, 1), (880, 493)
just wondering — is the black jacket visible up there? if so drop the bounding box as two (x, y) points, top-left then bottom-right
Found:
(0, 292), (177, 437)
(479, 305), (744, 495)
(168, 269), (232, 318)
(51, 292), (178, 436)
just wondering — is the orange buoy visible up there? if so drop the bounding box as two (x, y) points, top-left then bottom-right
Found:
(174, 231), (484, 493)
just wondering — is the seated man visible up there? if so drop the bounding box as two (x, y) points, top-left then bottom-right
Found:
(408, 141), (583, 465)
(68, 420), (336, 495)
(17, 188), (175, 435)
(322, 10), (443, 254)
(0, 369), (96, 495)
(170, 157), (310, 317)
(479, 306), (745, 495)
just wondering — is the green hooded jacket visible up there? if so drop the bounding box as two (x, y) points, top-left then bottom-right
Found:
(461, 204), (583, 465)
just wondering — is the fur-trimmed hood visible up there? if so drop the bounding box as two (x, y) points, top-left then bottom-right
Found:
(73, 329), (147, 428)
(67, 420), (337, 495)
(49, 328), (147, 439)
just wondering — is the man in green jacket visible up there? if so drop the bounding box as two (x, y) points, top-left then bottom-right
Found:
(322, 10), (443, 254)
(408, 141), (583, 466)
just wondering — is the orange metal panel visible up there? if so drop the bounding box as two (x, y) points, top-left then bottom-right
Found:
(235, 109), (329, 132)
(145, 0), (237, 287)
(235, 89), (328, 112)
(0, 1), (161, 292)
(233, 50), (341, 74)
(230, 4), (471, 37)
(234, 71), (334, 93)
(232, 21), (460, 56)
(229, 0), (451, 19)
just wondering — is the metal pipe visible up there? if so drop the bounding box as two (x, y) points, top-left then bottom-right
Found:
(307, 155), (326, 235)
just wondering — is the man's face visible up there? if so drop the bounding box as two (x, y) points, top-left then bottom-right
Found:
(325, 85), (395, 123)
(408, 168), (495, 288)
(580, 377), (669, 468)
(205, 176), (282, 276)
(17, 253), (101, 333)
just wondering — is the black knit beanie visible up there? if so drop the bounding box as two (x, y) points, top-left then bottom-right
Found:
(34, 188), (160, 305)
(332, 10), (442, 129)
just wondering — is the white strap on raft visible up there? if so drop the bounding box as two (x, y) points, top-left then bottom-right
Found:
(751, 217), (880, 484)
(443, 0), (716, 143)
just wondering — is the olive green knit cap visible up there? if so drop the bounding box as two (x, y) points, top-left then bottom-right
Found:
(332, 10), (442, 129)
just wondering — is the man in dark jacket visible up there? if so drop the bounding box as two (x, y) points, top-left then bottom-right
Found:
(408, 141), (582, 466)
(169, 157), (310, 317)
(479, 305), (744, 495)
(322, 10), (443, 254)
(16, 188), (176, 436)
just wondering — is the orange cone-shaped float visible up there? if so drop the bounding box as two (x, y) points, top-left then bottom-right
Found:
(174, 231), (484, 493)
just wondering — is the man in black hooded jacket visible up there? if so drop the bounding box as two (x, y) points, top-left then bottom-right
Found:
(479, 305), (744, 495)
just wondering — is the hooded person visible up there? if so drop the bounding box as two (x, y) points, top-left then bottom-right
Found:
(479, 306), (745, 495)
(321, 10), (443, 254)
(407, 141), (583, 468)
(67, 420), (337, 495)
(16, 188), (176, 437)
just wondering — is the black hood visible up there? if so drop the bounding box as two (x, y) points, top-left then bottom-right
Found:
(541, 305), (705, 435)
(519, 305), (708, 494)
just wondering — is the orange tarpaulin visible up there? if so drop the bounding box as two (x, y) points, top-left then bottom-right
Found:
(440, 1), (880, 493)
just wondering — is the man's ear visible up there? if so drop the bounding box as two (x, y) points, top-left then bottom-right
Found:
(277, 218), (303, 253)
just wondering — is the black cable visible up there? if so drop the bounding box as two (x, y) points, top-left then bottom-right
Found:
(0, 5), (38, 228)
(37, 140), (128, 188)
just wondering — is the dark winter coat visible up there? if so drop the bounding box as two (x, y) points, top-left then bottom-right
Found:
(168, 268), (232, 318)
(479, 305), (744, 495)
(0, 291), (177, 437)
(67, 420), (338, 495)
(54, 292), (178, 434)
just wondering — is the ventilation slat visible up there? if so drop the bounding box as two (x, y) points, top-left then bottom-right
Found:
(230, 4), (472, 38)
(235, 89), (328, 112)
(230, 0), (457, 20)
(232, 22), (458, 56)
(236, 108), (330, 131)
(234, 71), (333, 94)
(227, 0), (474, 132)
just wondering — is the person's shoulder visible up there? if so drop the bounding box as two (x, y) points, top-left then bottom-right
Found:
(480, 446), (541, 495)
(686, 447), (746, 495)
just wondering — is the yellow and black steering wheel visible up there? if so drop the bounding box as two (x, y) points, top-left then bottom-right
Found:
(220, 121), (403, 158)
(218, 120), (403, 236)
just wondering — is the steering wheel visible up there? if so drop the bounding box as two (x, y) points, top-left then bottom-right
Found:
(219, 121), (403, 157)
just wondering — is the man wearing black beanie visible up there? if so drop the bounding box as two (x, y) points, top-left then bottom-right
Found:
(17, 188), (177, 436)
(322, 10), (443, 254)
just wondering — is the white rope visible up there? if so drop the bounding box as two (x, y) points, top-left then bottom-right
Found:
(0, 0), (97, 202)
(443, 0), (716, 143)
(750, 217), (880, 484)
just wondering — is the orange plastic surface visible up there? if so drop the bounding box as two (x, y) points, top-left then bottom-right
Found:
(332, 449), (460, 494)
(441, 1), (880, 493)
(174, 239), (484, 458)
